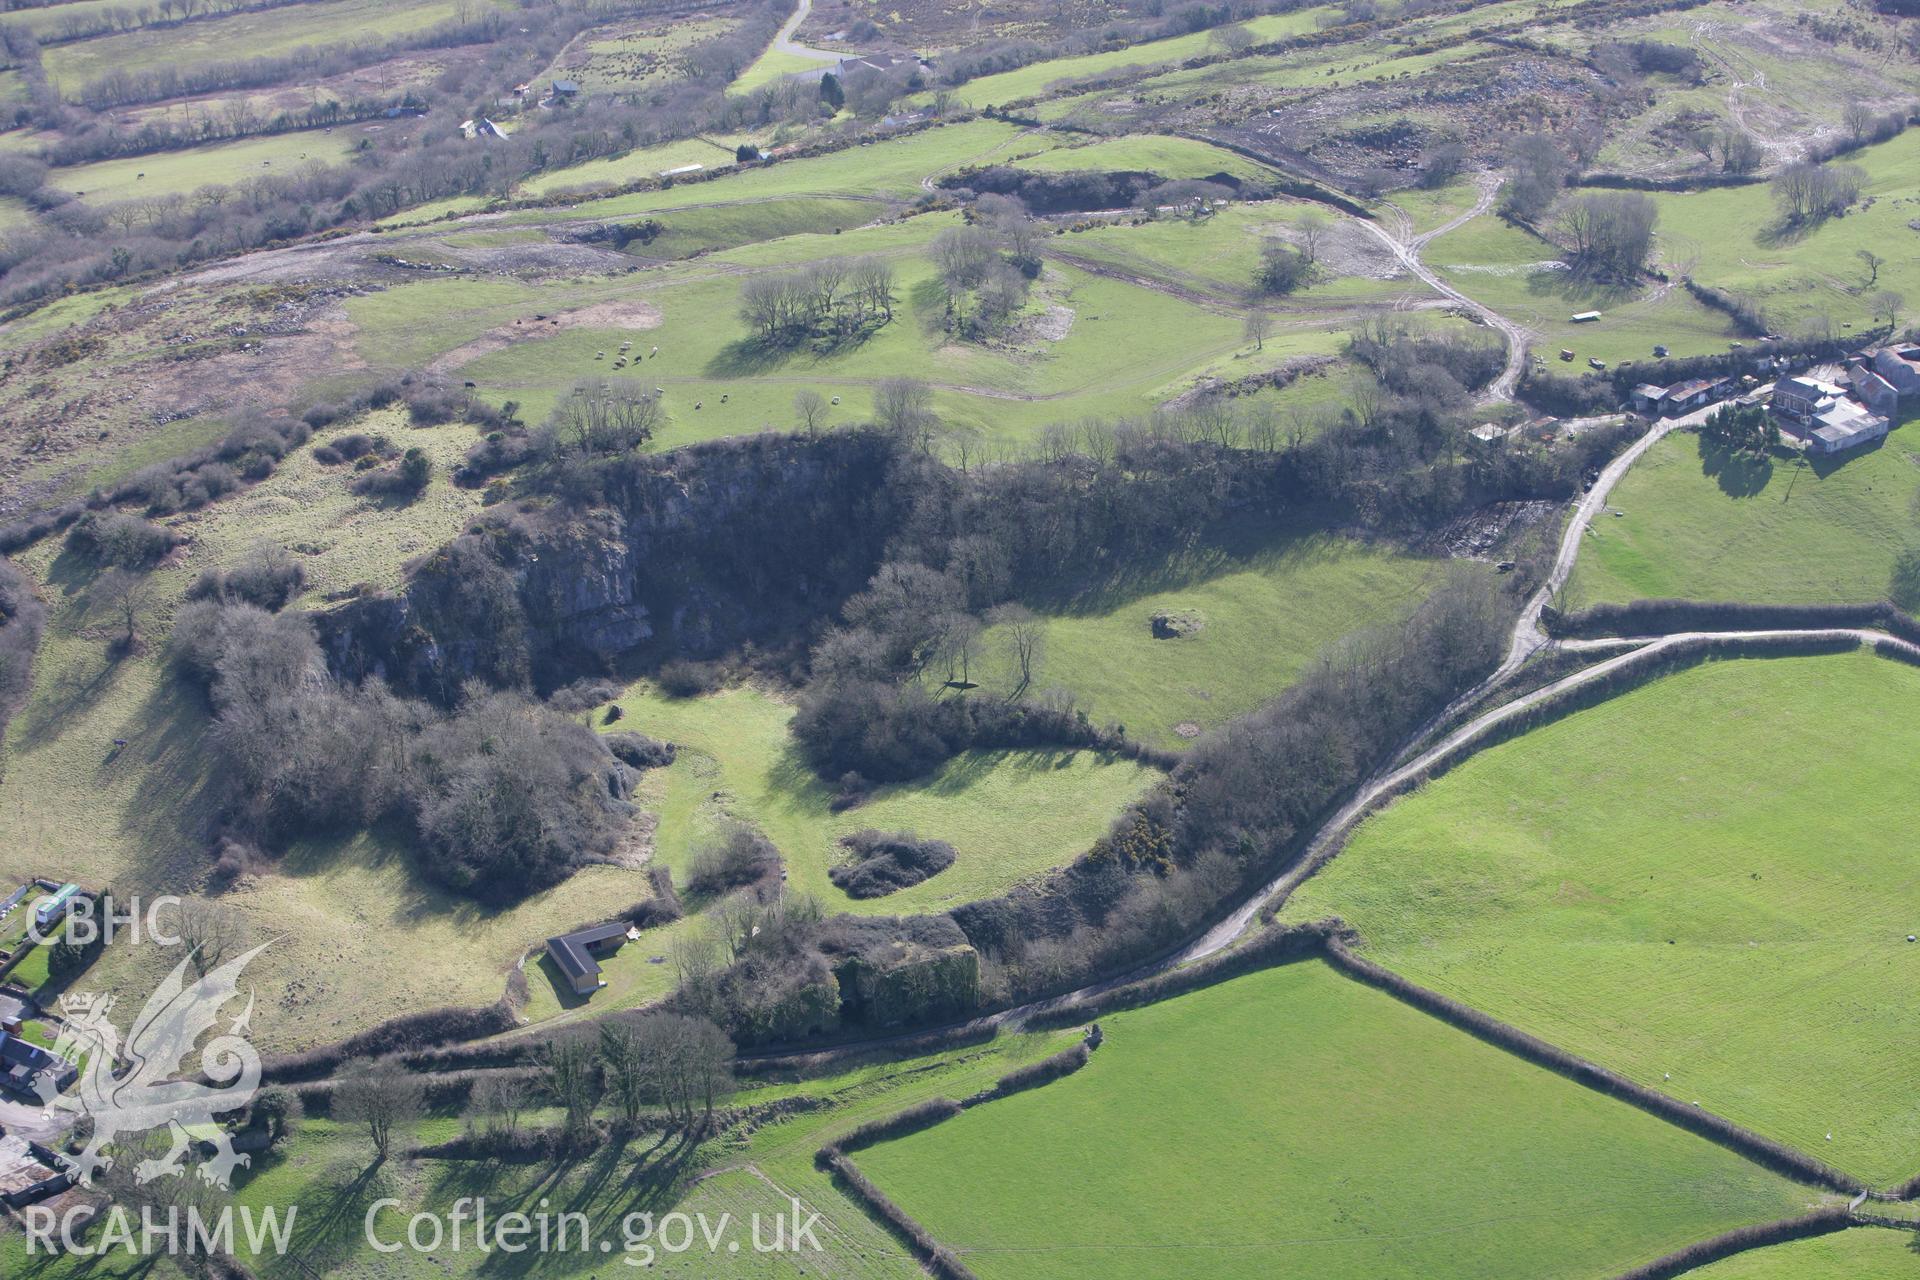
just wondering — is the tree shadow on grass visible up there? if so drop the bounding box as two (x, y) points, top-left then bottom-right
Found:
(1018, 508), (1363, 619)
(1695, 439), (1774, 497)
(11, 638), (126, 753)
(703, 335), (798, 378)
(1806, 430), (1888, 479)
(283, 1158), (400, 1272)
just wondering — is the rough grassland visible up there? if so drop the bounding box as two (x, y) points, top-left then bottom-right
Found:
(1283, 651), (1920, 1186)
(920, 6), (1335, 109)
(857, 961), (1820, 1280)
(601, 684), (1158, 914)
(1569, 425), (1920, 607)
(974, 532), (1447, 749)
(0, 416), (663, 1052)
(1684, 1228), (1920, 1279)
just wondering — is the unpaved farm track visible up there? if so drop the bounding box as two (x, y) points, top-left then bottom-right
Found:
(1357, 174), (1530, 403)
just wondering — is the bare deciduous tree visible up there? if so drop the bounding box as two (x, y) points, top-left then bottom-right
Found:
(335, 1058), (426, 1160)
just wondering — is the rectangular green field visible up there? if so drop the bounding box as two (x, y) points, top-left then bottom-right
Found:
(1569, 423), (1920, 606)
(52, 130), (358, 205)
(1283, 649), (1920, 1186)
(856, 959), (1821, 1280)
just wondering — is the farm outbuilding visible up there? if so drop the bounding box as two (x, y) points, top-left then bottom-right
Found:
(545, 921), (635, 996)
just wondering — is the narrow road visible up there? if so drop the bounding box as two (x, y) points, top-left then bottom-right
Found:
(769, 0), (842, 68)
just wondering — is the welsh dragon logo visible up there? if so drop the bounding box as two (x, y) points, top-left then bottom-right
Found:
(36, 943), (269, 1190)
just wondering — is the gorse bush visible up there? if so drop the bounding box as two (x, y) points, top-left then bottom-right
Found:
(829, 830), (958, 898)
(64, 511), (179, 568)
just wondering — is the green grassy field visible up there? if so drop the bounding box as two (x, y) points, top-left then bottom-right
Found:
(857, 959), (1822, 1280)
(0, 413), (673, 1052)
(599, 683), (1159, 915)
(51, 129), (358, 205)
(1011, 133), (1274, 183)
(973, 530), (1448, 749)
(730, 44), (834, 95)
(1649, 129), (1920, 337)
(518, 136), (752, 197)
(1684, 1228), (1920, 1278)
(42, 0), (504, 93)
(1424, 212), (1745, 367)
(1568, 423), (1920, 606)
(1283, 650), (1920, 1186)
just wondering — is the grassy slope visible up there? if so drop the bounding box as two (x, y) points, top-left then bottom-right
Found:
(1011, 133), (1274, 183)
(1685, 1228), (1920, 1279)
(52, 130), (358, 204)
(927, 6), (1335, 109)
(1569, 424), (1920, 606)
(597, 683), (1157, 915)
(1283, 650), (1920, 1186)
(1650, 129), (1920, 337)
(352, 212), (1268, 449)
(974, 531), (1448, 749)
(857, 960), (1820, 1280)
(0, 415), (664, 1051)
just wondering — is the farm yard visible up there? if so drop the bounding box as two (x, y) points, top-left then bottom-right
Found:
(0, 0), (1918, 1270)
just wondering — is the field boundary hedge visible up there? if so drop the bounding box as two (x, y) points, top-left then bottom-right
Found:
(1545, 599), (1920, 645)
(1604, 1208), (1854, 1279)
(812, 1024), (1104, 1280)
(1324, 938), (1864, 1193)
(817, 1149), (979, 1280)
(1022, 918), (1344, 1030)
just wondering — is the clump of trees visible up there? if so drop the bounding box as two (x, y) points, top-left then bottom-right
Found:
(686, 826), (783, 896)
(1254, 212), (1327, 294)
(172, 599), (637, 905)
(539, 379), (664, 458)
(1499, 132), (1573, 222)
(1771, 160), (1865, 227)
(1699, 401), (1779, 456)
(738, 257), (897, 348)
(930, 216), (1036, 339)
(1557, 191), (1658, 280)
(829, 830), (956, 898)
